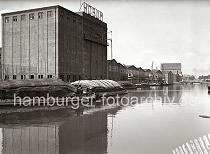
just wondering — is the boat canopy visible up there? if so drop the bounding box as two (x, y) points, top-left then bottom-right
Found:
(71, 80), (122, 90)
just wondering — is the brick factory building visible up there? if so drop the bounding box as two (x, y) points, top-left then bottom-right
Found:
(1, 5), (107, 81)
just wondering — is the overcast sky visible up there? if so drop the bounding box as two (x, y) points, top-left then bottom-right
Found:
(0, 0), (210, 76)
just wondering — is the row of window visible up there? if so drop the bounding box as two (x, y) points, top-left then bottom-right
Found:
(59, 74), (103, 82)
(4, 74), (53, 80)
(59, 74), (81, 82)
(4, 11), (53, 23)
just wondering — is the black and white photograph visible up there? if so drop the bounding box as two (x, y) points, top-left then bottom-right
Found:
(0, 0), (210, 154)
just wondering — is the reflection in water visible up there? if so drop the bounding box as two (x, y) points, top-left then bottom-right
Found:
(59, 112), (108, 154)
(0, 85), (210, 154)
(0, 109), (109, 154)
(127, 85), (183, 105)
(2, 125), (59, 154)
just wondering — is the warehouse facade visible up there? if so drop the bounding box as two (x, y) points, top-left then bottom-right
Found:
(1, 5), (107, 81)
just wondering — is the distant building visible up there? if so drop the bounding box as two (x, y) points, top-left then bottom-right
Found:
(143, 69), (152, 81)
(183, 75), (195, 81)
(154, 70), (163, 82)
(1, 5), (107, 81)
(107, 59), (127, 81)
(198, 75), (210, 81)
(161, 63), (182, 74)
(164, 71), (174, 84)
(125, 65), (139, 83)
(107, 59), (120, 81)
(118, 63), (127, 81)
(138, 67), (146, 82)
(161, 63), (182, 83)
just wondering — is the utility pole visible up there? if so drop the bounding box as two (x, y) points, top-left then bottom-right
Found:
(108, 39), (113, 60)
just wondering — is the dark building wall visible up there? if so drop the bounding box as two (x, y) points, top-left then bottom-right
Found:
(108, 59), (120, 81)
(107, 60), (126, 81)
(82, 13), (107, 80)
(118, 64), (127, 81)
(58, 7), (83, 82)
(57, 8), (107, 82)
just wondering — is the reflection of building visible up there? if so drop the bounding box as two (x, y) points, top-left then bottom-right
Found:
(59, 112), (108, 154)
(2, 111), (108, 154)
(2, 5), (107, 81)
(2, 126), (59, 154)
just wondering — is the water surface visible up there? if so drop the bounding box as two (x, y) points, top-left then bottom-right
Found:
(0, 84), (210, 154)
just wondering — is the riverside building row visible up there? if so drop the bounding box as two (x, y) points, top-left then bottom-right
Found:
(108, 59), (164, 83)
(1, 5), (107, 81)
(108, 59), (183, 84)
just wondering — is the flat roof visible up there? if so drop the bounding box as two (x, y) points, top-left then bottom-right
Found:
(1, 5), (106, 24)
(1, 5), (59, 16)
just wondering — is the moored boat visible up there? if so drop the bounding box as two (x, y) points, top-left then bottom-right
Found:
(71, 80), (127, 98)
(0, 79), (91, 106)
(117, 81), (137, 90)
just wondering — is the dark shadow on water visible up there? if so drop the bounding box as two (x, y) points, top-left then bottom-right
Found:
(0, 105), (120, 154)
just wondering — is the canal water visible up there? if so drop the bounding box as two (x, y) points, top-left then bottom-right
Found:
(0, 84), (210, 154)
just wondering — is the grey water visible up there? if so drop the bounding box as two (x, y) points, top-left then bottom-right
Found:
(0, 84), (210, 154)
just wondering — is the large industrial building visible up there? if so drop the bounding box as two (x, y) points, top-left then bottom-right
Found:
(160, 63), (182, 74)
(161, 63), (182, 83)
(1, 5), (107, 81)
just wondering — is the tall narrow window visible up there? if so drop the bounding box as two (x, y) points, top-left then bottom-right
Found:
(5, 75), (9, 80)
(21, 75), (26, 80)
(47, 75), (53, 79)
(29, 13), (34, 20)
(38, 75), (43, 79)
(29, 75), (34, 79)
(5, 17), (9, 23)
(13, 75), (17, 79)
(13, 16), (17, 22)
(38, 12), (43, 19)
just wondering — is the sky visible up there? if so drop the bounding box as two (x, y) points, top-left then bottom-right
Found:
(0, 0), (210, 76)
